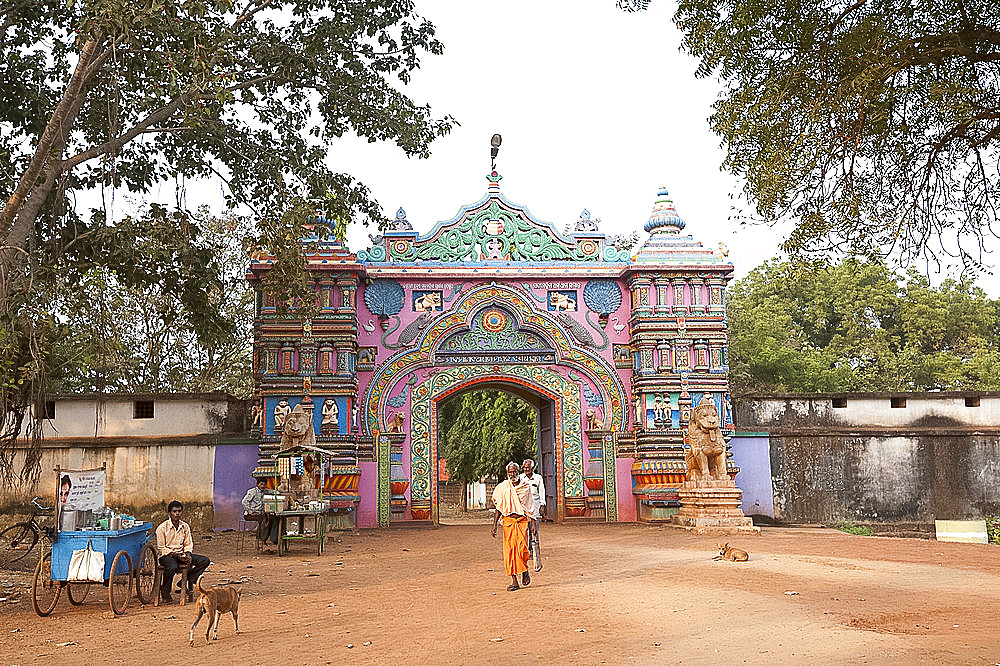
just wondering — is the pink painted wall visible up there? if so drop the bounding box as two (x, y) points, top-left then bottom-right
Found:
(616, 457), (637, 522)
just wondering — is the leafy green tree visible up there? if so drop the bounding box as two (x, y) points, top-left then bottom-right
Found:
(439, 391), (538, 487)
(0, 0), (454, 486)
(671, 0), (1000, 268)
(51, 207), (254, 396)
(727, 259), (1000, 393)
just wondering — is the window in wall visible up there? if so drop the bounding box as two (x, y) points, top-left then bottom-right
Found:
(42, 400), (56, 419)
(965, 396), (981, 407)
(134, 400), (155, 419)
(890, 396), (906, 408)
(832, 397), (847, 408)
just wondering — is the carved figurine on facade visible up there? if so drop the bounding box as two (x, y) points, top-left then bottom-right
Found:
(653, 393), (666, 424)
(273, 397), (292, 430)
(279, 404), (317, 451)
(683, 396), (727, 482)
(321, 398), (339, 434)
(251, 399), (263, 430)
(585, 408), (604, 430)
(386, 411), (405, 434)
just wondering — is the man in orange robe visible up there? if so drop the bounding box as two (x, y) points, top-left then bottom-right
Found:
(491, 461), (535, 591)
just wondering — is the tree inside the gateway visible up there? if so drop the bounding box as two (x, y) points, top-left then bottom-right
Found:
(438, 391), (538, 488)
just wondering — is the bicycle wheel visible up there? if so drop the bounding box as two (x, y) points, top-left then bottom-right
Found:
(108, 550), (133, 615)
(135, 542), (157, 605)
(67, 582), (90, 605)
(31, 552), (61, 616)
(0, 522), (38, 566)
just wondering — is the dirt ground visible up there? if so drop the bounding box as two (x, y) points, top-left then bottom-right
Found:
(1, 521), (999, 665)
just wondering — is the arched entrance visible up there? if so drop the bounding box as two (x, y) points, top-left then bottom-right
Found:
(361, 283), (626, 527)
(433, 383), (555, 524)
(413, 368), (579, 524)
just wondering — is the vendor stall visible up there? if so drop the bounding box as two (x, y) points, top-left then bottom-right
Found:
(33, 465), (158, 616)
(266, 445), (338, 555)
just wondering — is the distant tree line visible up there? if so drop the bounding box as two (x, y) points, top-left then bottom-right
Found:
(727, 259), (1000, 394)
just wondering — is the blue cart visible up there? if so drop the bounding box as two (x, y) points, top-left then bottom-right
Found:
(32, 522), (158, 617)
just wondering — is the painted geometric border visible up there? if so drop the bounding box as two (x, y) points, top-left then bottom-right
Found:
(362, 283), (628, 435)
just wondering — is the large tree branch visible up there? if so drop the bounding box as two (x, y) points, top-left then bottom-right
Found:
(1, 34), (103, 242)
(57, 95), (189, 172)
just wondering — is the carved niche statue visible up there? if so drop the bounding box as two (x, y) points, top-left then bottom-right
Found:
(386, 411), (405, 433)
(585, 408), (604, 430)
(273, 397), (292, 429)
(683, 395), (727, 482)
(321, 398), (339, 434)
(280, 404), (317, 451)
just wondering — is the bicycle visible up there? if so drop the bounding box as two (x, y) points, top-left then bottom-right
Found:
(0, 497), (55, 568)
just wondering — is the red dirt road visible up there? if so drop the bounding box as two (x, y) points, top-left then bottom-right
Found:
(1, 523), (999, 664)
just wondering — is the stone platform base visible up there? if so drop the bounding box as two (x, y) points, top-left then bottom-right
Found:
(670, 480), (760, 535)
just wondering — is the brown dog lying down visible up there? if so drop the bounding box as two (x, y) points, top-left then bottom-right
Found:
(190, 575), (242, 646)
(713, 543), (749, 561)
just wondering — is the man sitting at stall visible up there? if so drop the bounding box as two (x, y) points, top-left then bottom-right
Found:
(155, 500), (210, 603)
(242, 477), (278, 548)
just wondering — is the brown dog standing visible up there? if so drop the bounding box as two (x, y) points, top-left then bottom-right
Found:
(190, 575), (242, 646)
(713, 543), (749, 562)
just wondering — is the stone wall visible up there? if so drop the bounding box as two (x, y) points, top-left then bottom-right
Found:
(735, 393), (1000, 527)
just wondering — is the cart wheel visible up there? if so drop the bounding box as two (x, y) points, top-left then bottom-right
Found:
(31, 552), (61, 617)
(67, 582), (90, 605)
(108, 550), (133, 615)
(135, 542), (158, 605)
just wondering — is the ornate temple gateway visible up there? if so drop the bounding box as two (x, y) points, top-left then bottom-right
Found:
(247, 173), (736, 528)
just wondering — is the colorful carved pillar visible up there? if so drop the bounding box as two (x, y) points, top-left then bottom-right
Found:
(653, 277), (670, 313)
(377, 433), (391, 527)
(689, 279), (705, 315)
(602, 433), (619, 522)
(671, 279), (686, 315)
(388, 434), (409, 519)
(584, 436), (606, 519)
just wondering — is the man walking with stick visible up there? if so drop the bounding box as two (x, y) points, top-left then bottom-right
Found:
(522, 459), (545, 572)
(491, 462), (535, 591)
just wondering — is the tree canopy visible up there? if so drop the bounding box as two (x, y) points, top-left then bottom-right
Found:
(439, 391), (538, 486)
(0, 0), (454, 486)
(672, 0), (1000, 269)
(727, 258), (1000, 393)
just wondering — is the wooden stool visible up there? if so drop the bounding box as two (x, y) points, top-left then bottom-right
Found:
(153, 562), (191, 606)
(237, 517), (264, 554)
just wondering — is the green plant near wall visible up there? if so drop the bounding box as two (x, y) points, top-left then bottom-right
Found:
(986, 517), (1000, 545)
(833, 521), (873, 537)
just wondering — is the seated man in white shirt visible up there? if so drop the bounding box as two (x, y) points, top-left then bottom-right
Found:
(242, 477), (278, 548)
(155, 500), (210, 603)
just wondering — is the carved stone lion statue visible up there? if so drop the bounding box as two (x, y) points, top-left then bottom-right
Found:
(386, 411), (405, 433)
(585, 408), (603, 430)
(684, 396), (727, 482)
(279, 404), (316, 451)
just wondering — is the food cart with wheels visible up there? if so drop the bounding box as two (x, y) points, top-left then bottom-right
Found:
(32, 465), (160, 616)
(268, 445), (331, 556)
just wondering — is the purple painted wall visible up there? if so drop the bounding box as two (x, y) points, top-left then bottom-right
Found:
(730, 433), (774, 518)
(358, 461), (378, 527)
(212, 443), (261, 530)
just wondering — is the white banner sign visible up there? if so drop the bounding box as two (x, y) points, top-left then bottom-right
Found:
(59, 470), (106, 512)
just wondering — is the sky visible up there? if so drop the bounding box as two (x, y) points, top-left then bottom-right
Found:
(326, 0), (774, 280)
(132, 0), (996, 293)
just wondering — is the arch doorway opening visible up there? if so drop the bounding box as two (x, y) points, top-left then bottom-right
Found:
(435, 385), (555, 525)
